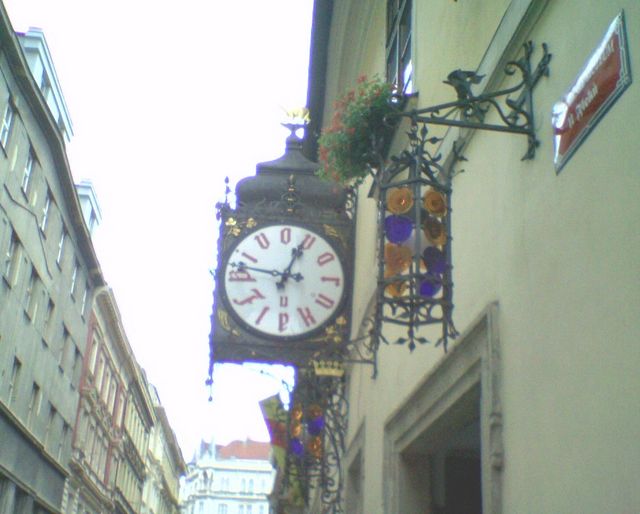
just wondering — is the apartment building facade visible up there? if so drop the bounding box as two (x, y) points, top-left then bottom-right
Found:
(0, 5), (103, 512)
(0, 5), (186, 513)
(142, 384), (187, 514)
(181, 440), (275, 514)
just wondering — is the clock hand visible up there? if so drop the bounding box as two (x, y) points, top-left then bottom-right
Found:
(276, 243), (305, 289)
(231, 262), (282, 277)
(231, 262), (305, 282)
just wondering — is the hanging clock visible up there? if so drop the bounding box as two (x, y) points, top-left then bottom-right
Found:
(208, 127), (355, 367)
(221, 223), (346, 339)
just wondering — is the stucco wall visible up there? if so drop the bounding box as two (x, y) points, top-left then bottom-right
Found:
(323, 0), (640, 512)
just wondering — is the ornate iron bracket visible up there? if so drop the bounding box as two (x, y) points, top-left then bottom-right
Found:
(347, 42), (551, 360)
(283, 365), (347, 514)
(408, 41), (552, 160)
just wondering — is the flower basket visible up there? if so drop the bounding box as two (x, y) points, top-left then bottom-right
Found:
(317, 76), (397, 185)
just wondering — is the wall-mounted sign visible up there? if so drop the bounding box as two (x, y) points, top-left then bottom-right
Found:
(552, 11), (632, 173)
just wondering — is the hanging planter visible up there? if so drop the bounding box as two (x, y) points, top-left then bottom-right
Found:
(317, 76), (398, 185)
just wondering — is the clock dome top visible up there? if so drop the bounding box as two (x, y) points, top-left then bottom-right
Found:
(235, 127), (348, 214)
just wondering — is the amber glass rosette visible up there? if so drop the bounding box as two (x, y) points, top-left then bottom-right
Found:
(377, 172), (456, 353)
(287, 402), (325, 461)
(382, 185), (451, 300)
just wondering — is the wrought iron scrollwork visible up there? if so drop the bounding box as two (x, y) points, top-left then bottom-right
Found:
(284, 367), (347, 513)
(409, 41), (552, 160)
(347, 42), (551, 356)
(374, 119), (459, 353)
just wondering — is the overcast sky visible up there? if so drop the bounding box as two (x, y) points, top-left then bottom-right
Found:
(4, 0), (312, 459)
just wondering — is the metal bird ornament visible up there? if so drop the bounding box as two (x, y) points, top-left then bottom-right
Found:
(444, 69), (487, 121)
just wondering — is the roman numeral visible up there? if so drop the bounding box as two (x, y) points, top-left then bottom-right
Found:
(254, 232), (270, 249)
(255, 306), (269, 325)
(297, 307), (317, 327)
(232, 288), (265, 306)
(279, 313), (289, 332)
(241, 252), (258, 263)
(280, 227), (291, 244)
(302, 234), (316, 249)
(317, 252), (335, 266)
(315, 294), (335, 309)
(321, 276), (341, 286)
(228, 269), (256, 282)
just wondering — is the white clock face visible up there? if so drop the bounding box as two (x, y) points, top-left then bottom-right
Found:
(222, 224), (345, 338)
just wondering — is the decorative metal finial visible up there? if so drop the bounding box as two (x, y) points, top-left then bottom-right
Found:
(283, 174), (299, 214)
(282, 107), (311, 139)
(223, 176), (230, 203)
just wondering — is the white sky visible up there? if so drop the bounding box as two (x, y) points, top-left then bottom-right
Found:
(4, 0), (311, 460)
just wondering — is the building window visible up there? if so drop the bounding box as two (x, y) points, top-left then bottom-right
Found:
(218, 504), (228, 514)
(41, 191), (51, 233)
(0, 101), (14, 148)
(43, 297), (54, 334)
(21, 149), (34, 195)
(107, 380), (117, 413)
(70, 260), (78, 297)
(56, 230), (66, 266)
(44, 404), (57, 449)
(114, 392), (125, 427)
(58, 421), (70, 460)
(71, 346), (83, 388)
(25, 266), (41, 321)
(59, 326), (72, 372)
(386, 0), (412, 94)
(4, 231), (21, 285)
(80, 288), (88, 317)
(101, 366), (111, 403)
(8, 357), (22, 406)
(27, 382), (42, 428)
(88, 332), (100, 375)
(40, 72), (52, 100)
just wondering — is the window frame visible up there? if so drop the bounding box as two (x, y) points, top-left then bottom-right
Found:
(56, 230), (66, 266)
(27, 382), (42, 428)
(0, 100), (15, 149)
(41, 190), (51, 233)
(9, 357), (22, 406)
(70, 260), (78, 298)
(25, 265), (41, 321)
(4, 230), (21, 286)
(80, 287), (88, 317)
(43, 297), (54, 337)
(386, 0), (413, 94)
(21, 148), (35, 196)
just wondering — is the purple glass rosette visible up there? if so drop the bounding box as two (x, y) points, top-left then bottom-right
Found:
(307, 416), (325, 436)
(385, 215), (413, 243)
(290, 437), (304, 456)
(420, 272), (442, 297)
(422, 246), (446, 275)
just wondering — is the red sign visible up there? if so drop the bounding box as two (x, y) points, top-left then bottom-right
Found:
(552, 11), (632, 172)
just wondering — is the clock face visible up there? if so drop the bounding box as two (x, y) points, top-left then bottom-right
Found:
(222, 224), (345, 338)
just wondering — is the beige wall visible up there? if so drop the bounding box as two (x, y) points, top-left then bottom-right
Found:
(323, 1), (640, 512)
